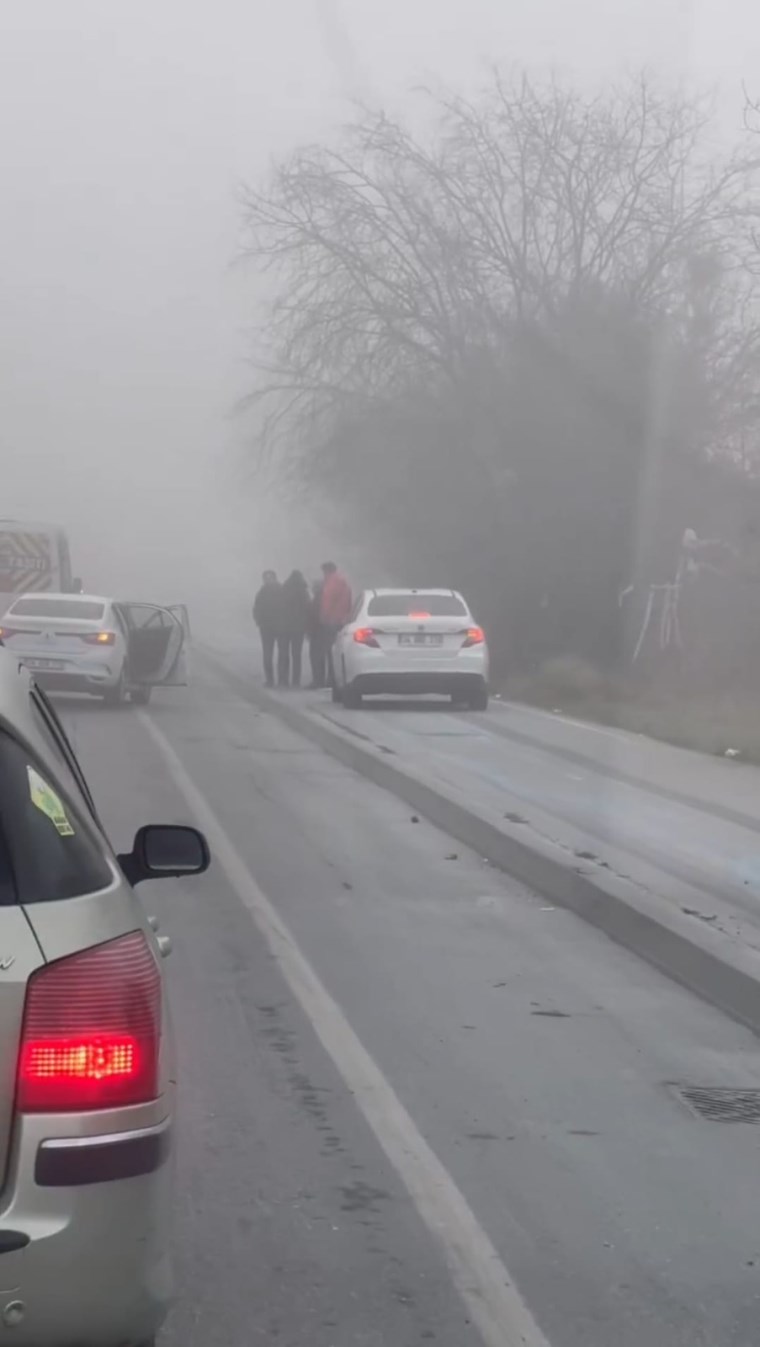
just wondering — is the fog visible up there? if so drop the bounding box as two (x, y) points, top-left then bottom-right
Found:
(0, 0), (757, 632)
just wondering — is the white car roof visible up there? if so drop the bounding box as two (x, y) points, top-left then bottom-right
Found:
(9, 592), (111, 606)
(367, 587), (460, 596)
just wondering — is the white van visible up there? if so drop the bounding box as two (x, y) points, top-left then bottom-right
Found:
(0, 520), (76, 612)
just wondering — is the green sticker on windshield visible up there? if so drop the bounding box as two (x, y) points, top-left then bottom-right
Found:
(27, 766), (75, 837)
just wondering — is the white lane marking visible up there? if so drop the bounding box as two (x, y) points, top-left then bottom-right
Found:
(496, 702), (635, 743)
(138, 710), (551, 1347)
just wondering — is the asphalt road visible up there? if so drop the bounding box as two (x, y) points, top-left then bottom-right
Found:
(205, 632), (760, 950)
(58, 663), (760, 1347)
(307, 697), (760, 936)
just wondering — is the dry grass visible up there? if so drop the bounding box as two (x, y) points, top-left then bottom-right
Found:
(502, 659), (760, 761)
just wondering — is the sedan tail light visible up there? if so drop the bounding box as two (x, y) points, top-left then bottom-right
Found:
(461, 626), (485, 648)
(80, 631), (116, 646)
(353, 627), (380, 648)
(17, 932), (161, 1113)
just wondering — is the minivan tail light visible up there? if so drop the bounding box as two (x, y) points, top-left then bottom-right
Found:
(353, 627), (380, 648)
(462, 626), (485, 648)
(80, 631), (116, 646)
(17, 932), (161, 1113)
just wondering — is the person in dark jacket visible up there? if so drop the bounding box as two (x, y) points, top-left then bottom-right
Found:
(278, 570), (311, 688)
(252, 570), (283, 687)
(308, 577), (326, 688)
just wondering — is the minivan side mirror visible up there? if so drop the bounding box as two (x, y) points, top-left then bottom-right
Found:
(118, 824), (210, 886)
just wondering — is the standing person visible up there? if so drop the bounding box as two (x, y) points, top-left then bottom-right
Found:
(279, 569), (311, 688)
(308, 577), (326, 689)
(319, 561), (353, 687)
(252, 570), (283, 688)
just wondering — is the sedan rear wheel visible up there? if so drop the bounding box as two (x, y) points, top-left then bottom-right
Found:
(102, 668), (127, 707)
(468, 683), (489, 712)
(343, 682), (363, 709)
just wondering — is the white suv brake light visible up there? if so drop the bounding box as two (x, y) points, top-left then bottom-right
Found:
(17, 932), (161, 1113)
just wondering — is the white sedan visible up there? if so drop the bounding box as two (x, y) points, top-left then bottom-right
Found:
(332, 588), (489, 709)
(0, 592), (188, 705)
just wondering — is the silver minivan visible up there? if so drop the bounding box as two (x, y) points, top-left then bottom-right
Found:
(0, 647), (209, 1345)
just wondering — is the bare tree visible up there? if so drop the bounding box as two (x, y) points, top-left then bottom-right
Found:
(240, 71), (760, 671)
(440, 75), (760, 310)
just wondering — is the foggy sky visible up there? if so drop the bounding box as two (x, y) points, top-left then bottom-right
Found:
(0, 0), (757, 614)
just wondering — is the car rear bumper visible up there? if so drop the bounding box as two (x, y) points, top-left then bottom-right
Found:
(351, 671), (488, 696)
(0, 1112), (173, 1346)
(344, 643), (488, 686)
(31, 670), (115, 694)
(9, 651), (122, 694)
(35, 1118), (171, 1187)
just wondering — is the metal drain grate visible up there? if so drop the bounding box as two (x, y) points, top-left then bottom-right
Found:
(669, 1085), (760, 1123)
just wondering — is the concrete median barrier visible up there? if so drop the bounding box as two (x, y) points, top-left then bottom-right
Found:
(200, 644), (760, 1038)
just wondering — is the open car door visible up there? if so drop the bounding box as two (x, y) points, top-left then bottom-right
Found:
(167, 603), (191, 640)
(116, 603), (187, 687)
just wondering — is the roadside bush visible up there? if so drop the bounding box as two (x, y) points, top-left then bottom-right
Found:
(533, 655), (610, 703)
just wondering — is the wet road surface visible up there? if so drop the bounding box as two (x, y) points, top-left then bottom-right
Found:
(207, 632), (760, 948)
(58, 662), (760, 1347)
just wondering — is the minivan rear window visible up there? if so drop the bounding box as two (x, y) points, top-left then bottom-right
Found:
(9, 598), (105, 620)
(367, 593), (468, 617)
(0, 731), (111, 904)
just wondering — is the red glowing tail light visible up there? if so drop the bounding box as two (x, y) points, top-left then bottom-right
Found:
(353, 627), (380, 648)
(17, 932), (161, 1113)
(462, 626), (485, 648)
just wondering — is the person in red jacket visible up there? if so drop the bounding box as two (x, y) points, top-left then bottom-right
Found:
(319, 561), (353, 687)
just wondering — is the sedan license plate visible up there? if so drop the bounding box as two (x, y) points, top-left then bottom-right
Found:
(23, 657), (65, 671)
(398, 633), (443, 647)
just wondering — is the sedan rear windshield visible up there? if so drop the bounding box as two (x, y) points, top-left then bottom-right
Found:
(10, 598), (105, 621)
(367, 593), (468, 617)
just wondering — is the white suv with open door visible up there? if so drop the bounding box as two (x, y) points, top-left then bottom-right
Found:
(332, 588), (489, 709)
(0, 595), (188, 706)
